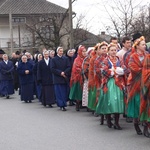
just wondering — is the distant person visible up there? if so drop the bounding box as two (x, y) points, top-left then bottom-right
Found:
(17, 55), (34, 103)
(51, 47), (71, 111)
(37, 51), (55, 107)
(110, 37), (121, 51)
(0, 54), (14, 99)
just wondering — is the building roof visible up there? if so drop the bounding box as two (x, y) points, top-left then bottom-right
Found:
(0, 0), (67, 15)
(74, 28), (103, 47)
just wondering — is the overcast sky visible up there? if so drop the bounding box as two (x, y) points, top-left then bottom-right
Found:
(48, 0), (150, 35)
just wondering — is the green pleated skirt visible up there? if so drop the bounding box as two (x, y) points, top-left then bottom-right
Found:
(69, 82), (82, 101)
(127, 93), (140, 118)
(96, 78), (124, 115)
(88, 86), (97, 111)
(140, 111), (150, 122)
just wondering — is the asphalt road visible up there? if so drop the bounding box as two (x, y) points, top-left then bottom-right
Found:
(0, 92), (150, 150)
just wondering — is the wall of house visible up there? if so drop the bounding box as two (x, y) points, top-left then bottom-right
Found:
(0, 16), (33, 49)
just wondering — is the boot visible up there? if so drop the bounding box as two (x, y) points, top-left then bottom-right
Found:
(75, 100), (80, 111)
(134, 123), (142, 135)
(106, 114), (113, 128)
(143, 122), (150, 138)
(114, 113), (122, 130)
(100, 115), (104, 125)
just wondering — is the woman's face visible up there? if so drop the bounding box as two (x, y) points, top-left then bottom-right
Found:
(57, 48), (64, 56)
(82, 48), (87, 57)
(22, 56), (27, 63)
(108, 46), (117, 57)
(136, 40), (146, 52)
(38, 55), (43, 61)
(97, 45), (107, 55)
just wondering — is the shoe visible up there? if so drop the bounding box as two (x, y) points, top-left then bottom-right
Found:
(76, 103), (80, 111)
(134, 123), (142, 135)
(6, 95), (10, 99)
(29, 100), (32, 103)
(100, 115), (104, 125)
(114, 124), (122, 130)
(126, 117), (133, 123)
(143, 124), (150, 138)
(49, 104), (53, 108)
(61, 107), (66, 111)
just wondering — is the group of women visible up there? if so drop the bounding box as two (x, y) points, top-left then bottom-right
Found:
(0, 35), (150, 138)
(69, 36), (150, 138)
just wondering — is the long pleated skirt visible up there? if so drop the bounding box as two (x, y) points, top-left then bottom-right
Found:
(54, 84), (68, 107)
(41, 85), (55, 105)
(0, 80), (14, 96)
(20, 83), (34, 101)
(69, 82), (82, 101)
(88, 86), (97, 111)
(127, 93), (140, 118)
(96, 78), (124, 115)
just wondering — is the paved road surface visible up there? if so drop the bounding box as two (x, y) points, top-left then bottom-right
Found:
(0, 92), (150, 150)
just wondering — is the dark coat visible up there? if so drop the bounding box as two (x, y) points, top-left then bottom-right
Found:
(17, 61), (34, 85)
(0, 60), (14, 80)
(37, 59), (53, 86)
(51, 55), (71, 84)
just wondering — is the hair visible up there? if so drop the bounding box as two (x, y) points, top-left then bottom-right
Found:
(110, 37), (118, 42)
(108, 43), (117, 51)
(122, 37), (131, 44)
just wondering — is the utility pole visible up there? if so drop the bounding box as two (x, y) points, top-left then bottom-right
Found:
(69, 0), (74, 49)
(9, 11), (13, 54)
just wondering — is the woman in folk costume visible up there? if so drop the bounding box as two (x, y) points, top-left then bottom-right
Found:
(140, 54), (150, 138)
(96, 43), (125, 130)
(87, 44), (99, 112)
(81, 47), (93, 107)
(69, 45), (87, 111)
(0, 54), (14, 99)
(94, 41), (108, 124)
(127, 36), (148, 135)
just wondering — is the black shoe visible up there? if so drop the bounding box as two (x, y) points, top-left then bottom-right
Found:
(134, 123), (142, 135)
(114, 124), (122, 130)
(76, 104), (80, 111)
(100, 115), (104, 125)
(61, 107), (66, 111)
(143, 124), (150, 138)
(29, 100), (32, 103)
(49, 104), (53, 108)
(126, 117), (133, 123)
(6, 95), (10, 99)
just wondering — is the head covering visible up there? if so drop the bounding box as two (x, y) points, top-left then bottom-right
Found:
(132, 32), (142, 42)
(0, 49), (5, 54)
(56, 47), (63, 53)
(77, 45), (86, 58)
(131, 36), (145, 53)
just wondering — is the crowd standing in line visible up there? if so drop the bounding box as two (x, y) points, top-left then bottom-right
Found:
(0, 33), (150, 138)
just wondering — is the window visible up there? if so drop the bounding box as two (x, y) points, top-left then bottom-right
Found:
(12, 17), (26, 23)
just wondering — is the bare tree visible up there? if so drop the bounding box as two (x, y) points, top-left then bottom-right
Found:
(25, 10), (69, 50)
(101, 0), (142, 41)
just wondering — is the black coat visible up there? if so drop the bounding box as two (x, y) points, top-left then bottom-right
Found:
(51, 55), (71, 84)
(37, 59), (53, 86)
(0, 60), (14, 80)
(17, 61), (34, 85)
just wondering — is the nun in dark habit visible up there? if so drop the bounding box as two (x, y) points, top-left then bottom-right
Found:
(17, 55), (34, 103)
(37, 50), (55, 107)
(0, 54), (14, 99)
(51, 47), (71, 111)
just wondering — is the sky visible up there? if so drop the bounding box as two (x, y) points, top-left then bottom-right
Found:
(47, 0), (150, 35)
